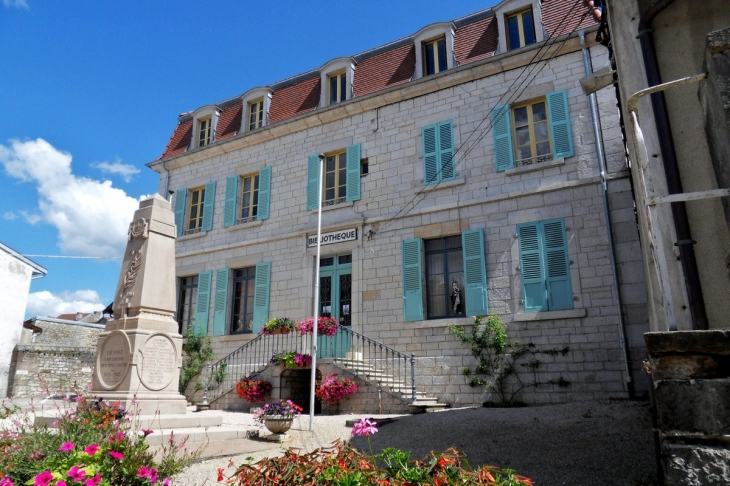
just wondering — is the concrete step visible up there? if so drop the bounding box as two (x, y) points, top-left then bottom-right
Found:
(146, 426), (276, 459)
(409, 402), (450, 414)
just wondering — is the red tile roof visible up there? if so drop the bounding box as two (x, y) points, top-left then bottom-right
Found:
(455, 16), (498, 66)
(269, 76), (320, 124)
(541, 0), (597, 37)
(216, 102), (242, 142)
(161, 119), (192, 159)
(354, 44), (415, 97)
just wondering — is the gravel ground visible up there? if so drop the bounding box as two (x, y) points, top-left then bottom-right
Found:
(176, 399), (658, 485)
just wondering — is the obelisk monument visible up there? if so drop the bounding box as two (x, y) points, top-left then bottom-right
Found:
(92, 194), (187, 415)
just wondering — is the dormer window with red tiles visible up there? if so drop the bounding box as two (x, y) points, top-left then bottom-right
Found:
(198, 117), (212, 147)
(507, 9), (536, 50)
(423, 37), (447, 76)
(248, 99), (264, 131)
(319, 58), (355, 107)
(412, 23), (455, 80)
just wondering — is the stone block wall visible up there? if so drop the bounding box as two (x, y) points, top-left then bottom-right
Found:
(29, 318), (104, 347)
(9, 345), (96, 398)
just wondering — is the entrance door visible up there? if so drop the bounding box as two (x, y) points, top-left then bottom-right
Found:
(317, 254), (352, 358)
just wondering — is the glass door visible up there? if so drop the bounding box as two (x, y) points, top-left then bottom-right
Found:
(317, 254), (352, 358)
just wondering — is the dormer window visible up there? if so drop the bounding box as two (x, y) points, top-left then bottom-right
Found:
(240, 87), (273, 133)
(329, 71), (347, 105)
(190, 105), (220, 150)
(248, 99), (264, 131)
(507, 9), (536, 50)
(198, 117), (212, 147)
(412, 22), (455, 80)
(319, 58), (355, 107)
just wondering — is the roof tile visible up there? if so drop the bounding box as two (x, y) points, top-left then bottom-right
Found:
(541, 0), (597, 37)
(455, 16), (498, 66)
(161, 119), (192, 159)
(216, 102), (242, 141)
(354, 44), (415, 97)
(269, 76), (320, 124)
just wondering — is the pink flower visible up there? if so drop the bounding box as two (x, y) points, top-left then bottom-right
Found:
(162, 479), (170, 486)
(57, 442), (74, 452)
(137, 467), (150, 479)
(149, 469), (159, 483)
(67, 466), (87, 482)
(141, 428), (154, 437)
(83, 444), (99, 456)
(0, 476), (15, 486)
(351, 418), (378, 437)
(108, 450), (124, 460)
(55, 482), (67, 486)
(33, 471), (53, 486)
(83, 474), (101, 486)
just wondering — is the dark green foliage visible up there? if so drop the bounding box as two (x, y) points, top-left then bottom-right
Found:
(179, 328), (214, 395)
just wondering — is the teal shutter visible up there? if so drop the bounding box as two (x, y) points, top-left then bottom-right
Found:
(223, 175), (238, 227)
(422, 124), (439, 185)
(462, 228), (488, 316)
(517, 223), (547, 312)
(307, 154), (320, 210)
(492, 105), (514, 171)
(547, 89), (574, 159)
(201, 181), (216, 232)
(212, 268), (229, 336)
(258, 166), (272, 220)
(194, 271), (212, 336)
(252, 261), (271, 333)
(345, 143), (361, 202)
(174, 189), (187, 237)
(438, 121), (456, 181)
(402, 238), (424, 322)
(543, 218), (573, 310)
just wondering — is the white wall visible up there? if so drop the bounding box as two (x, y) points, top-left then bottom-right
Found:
(0, 254), (33, 397)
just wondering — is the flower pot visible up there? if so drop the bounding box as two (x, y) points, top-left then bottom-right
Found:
(263, 417), (294, 434)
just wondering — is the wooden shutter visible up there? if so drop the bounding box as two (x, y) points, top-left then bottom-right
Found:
(402, 238), (424, 322)
(194, 271), (212, 336)
(422, 124), (439, 185)
(543, 218), (573, 310)
(201, 181), (216, 232)
(252, 261), (271, 333)
(547, 89), (574, 159)
(492, 105), (514, 171)
(258, 166), (272, 220)
(517, 222), (547, 312)
(223, 175), (238, 227)
(345, 143), (361, 202)
(212, 268), (229, 336)
(307, 154), (320, 210)
(462, 228), (488, 316)
(438, 121), (456, 181)
(174, 188), (187, 237)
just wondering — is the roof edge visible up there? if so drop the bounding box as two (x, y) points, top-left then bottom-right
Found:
(0, 242), (48, 278)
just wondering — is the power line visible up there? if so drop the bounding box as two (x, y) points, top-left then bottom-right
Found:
(22, 255), (122, 260)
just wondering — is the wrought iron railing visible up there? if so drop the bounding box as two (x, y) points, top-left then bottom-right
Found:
(201, 326), (417, 404)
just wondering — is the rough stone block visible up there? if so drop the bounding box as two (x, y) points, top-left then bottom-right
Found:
(654, 379), (730, 436)
(662, 443), (730, 486)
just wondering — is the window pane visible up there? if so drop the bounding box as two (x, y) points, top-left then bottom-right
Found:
(536, 141), (551, 156)
(339, 73), (346, 102)
(518, 146), (533, 160)
(330, 76), (338, 105)
(339, 255), (352, 264)
(516, 126), (531, 146)
(425, 43), (435, 75)
(514, 106), (528, 126)
(532, 102), (547, 122)
(522, 11), (535, 46)
(326, 156), (335, 172)
(437, 39), (447, 72)
(534, 121), (549, 142)
(508, 16), (521, 49)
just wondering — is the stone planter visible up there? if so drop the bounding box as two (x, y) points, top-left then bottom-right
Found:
(263, 417), (294, 434)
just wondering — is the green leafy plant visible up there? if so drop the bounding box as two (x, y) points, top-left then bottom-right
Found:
(179, 328), (214, 395)
(450, 315), (570, 405)
(261, 317), (295, 335)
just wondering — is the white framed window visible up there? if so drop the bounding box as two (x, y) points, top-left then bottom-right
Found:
(190, 105), (220, 150)
(412, 22), (455, 80)
(319, 57), (355, 107)
(240, 87), (273, 133)
(494, 0), (545, 54)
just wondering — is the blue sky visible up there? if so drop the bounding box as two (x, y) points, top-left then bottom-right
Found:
(0, 0), (490, 318)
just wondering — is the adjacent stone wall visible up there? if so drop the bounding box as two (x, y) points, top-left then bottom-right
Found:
(645, 330), (730, 485)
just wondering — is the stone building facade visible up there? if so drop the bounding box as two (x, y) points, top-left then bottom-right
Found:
(149, 0), (650, 406)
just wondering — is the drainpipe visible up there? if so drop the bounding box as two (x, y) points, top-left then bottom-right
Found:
(638, 0), (708, 330)
(162, 158), (171, 202)
(579, 30), (635, 398)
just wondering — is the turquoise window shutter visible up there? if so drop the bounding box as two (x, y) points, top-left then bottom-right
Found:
(402, 238), (424, 322)
(492, 105), (514, 171)
(462, 228), (488, 316)
(258, 166), (272, 220)
(422, 124), (439, 185)
(345, 143), (361, 202)
(307, 154), (320, 210)
(252, 261), (271, 333)
(543, 218), (573, 310)
(174, 189), (187, 237)
(223, 175), (238, 227)
(212, 268), (229, 336)
(438, 121), (456, 181)
(517, 222), (548, 312)
(201, 181), (216, 232)
(547, 89), (574, 159)
(194, 271), (212, 336)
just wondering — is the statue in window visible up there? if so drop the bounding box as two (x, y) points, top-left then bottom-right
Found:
(451, 281), (462, 314)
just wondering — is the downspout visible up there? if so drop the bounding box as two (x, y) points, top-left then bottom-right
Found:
(579, 29), (635, 398)
(638, 0), (708, 330)
(162, 158), (171, 202)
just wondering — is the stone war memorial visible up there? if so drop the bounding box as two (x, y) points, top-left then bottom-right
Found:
(92, 194), (187, 415)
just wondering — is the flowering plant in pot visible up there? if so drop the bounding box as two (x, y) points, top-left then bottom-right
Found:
(315, 373), (358, 406)
(253, 400), (303, 435)
(270, 352), (312, 368)
(261, 317), (295, 335)
(234, 378), (272, 403)
(296, 316), (339, 337)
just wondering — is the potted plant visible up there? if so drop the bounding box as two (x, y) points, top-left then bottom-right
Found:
(253, 399), (303, 435)
(270, 351), (312, 368)
(315, 373), (358, 407)
(261, 318), (295, 335)
(234, 377), (272, 403)
(296, 316), (339, 337)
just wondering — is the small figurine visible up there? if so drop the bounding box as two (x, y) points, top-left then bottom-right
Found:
(451, 281), (462, 313)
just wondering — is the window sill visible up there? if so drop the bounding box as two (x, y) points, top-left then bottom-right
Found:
(414, 176), (466, 192)
(513, 308), (586, 322)
(228, 220), (264, 232)
(505, 157), (564, 176)
(177, 231), (207, 242)
(312, 200), (354, 212)
(409, 316), (473, 329)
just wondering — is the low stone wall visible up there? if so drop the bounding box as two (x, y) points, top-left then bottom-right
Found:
(645, 330), (730, 485)
(9, 345), (96, 398)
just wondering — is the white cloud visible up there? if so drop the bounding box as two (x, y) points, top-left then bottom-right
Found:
(3, 0), (28, 9)
(26, 290), (104, 318)
(2, 211), (17, 220)
(91, 159), (141, 183)
(0, 138), (140, 257)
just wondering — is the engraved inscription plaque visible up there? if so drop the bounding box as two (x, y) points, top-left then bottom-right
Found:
(97, 332), (131, 390)
(138, 334), (176, 391)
